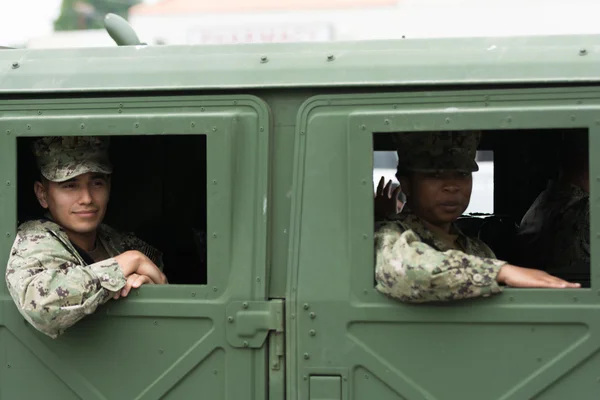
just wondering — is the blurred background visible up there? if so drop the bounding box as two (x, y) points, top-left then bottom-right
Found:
(2, 0), (599, 49)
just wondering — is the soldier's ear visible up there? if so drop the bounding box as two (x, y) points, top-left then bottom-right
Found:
(34, 181), (49, 209)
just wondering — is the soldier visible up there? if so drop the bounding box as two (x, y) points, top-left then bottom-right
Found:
(5, 136), (168, 339)
(516, 134), (589, 271)
(374, 131), (580, 303)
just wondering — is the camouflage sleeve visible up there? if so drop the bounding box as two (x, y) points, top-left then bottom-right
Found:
(374, 225), (505, 303)
(5, 233), (127, 339)
(120, 233), (164, 271)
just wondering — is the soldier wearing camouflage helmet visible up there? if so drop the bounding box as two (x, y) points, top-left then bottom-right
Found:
(5, 136), (168, 339)
(374, 131), (580, 303)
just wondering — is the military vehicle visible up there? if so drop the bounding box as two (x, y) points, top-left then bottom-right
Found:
(0, 14), (597, 400)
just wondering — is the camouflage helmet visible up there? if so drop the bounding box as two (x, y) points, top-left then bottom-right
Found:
(394, 131), (481, 173)
(33, 136), (113, 182)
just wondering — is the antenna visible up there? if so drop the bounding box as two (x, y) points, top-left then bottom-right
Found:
(104, 13), (144, 46)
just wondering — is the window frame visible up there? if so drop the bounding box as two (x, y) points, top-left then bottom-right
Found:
(344, 94), (598, 302)
(0, 95), (271, 307)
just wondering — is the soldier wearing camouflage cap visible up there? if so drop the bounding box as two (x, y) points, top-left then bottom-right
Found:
(374, 131), (579, 303)
(5, 136), (168, 339)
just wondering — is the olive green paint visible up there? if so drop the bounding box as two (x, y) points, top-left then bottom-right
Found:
(0, 96), (273, 399)
(289, 89), (600, 400)
(1, 35), (600, 399)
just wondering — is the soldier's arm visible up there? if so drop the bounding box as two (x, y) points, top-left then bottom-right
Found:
(120, 233), (164, 271)
(5, 233), (126, 339)
(374, 223), (505, 303)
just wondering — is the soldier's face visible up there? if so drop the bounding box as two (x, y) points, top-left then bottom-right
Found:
(34, 172), (111, 235)
(401, 171), (472, 226)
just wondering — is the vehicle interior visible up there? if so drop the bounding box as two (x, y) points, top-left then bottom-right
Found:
(16, 135), (208, 285)
(16, 128), (590, 288)
(373, 128), (591, 287)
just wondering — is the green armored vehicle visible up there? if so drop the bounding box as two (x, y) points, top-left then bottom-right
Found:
(0, 14), (598, 400)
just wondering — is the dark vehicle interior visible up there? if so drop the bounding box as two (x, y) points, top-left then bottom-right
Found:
(373, 128), (591, 288)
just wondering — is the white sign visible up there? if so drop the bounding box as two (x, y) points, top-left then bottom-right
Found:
(187, 24), (333, 45)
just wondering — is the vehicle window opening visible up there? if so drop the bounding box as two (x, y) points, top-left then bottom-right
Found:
(372, 129), (590, 288)
(17, 135), (207, 285)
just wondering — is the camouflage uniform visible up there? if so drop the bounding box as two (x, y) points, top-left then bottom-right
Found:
(5, 136), (163, 339)
(375, 209), (505, 302)
(516, 181), (589, 270)
(6, 219), (163, 339)
(375, 131), (506, 302)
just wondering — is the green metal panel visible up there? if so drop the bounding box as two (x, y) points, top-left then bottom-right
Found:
(0, 95), (273, 399)
(288, 88), (600, 400)
(309, 376), (342, 400)
(260, 90), (319, 298)
(1, 35), (600, 92)
(3, 34), (600, 400)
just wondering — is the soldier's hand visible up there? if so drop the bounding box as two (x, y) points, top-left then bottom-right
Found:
(114, 250), (168, 285)
(113, 273), (154, 300)
(374, 177), (403, 221)
(497, 264), (581, 288)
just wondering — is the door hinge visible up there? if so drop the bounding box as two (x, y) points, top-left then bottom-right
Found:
(226, 299), (284, 348)
(269, 330), (284, 370)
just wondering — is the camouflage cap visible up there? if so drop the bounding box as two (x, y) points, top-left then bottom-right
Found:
(394, 131), (481, 173)
(33, 136), (113, 182)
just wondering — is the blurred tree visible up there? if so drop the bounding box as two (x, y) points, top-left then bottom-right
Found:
(54, 0), (140, 31)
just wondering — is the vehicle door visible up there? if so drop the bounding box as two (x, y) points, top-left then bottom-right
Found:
(0, 95), (281, 400)
(288, 88), (600, 400)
